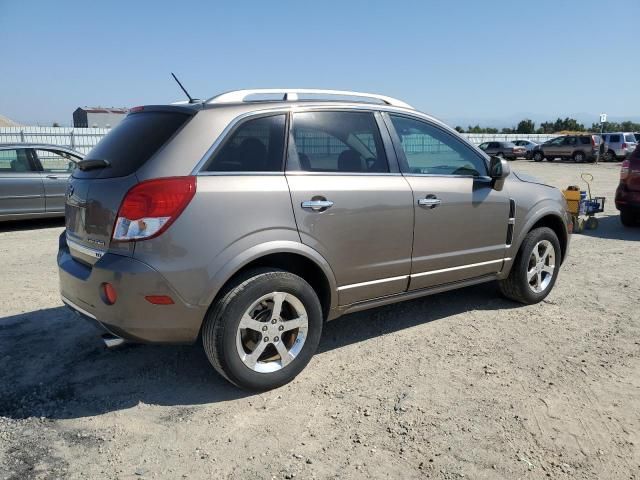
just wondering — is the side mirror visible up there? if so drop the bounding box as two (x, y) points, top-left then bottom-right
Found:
(489, 156), (510, 190)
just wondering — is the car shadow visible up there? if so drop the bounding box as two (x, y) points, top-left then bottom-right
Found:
(0, 282), (520, 420)
(579, 214), (640, 240)
(0, 217), (65, 232)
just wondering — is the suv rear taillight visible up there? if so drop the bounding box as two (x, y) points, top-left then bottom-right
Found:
(620, 159), (630, 181)
(112, 176), (196, 242)
(622, 142), (628, 150)
(591, 136), (596, 148)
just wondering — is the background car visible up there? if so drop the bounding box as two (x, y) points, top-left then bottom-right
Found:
(477, 141), (525, 160)
(532, 135), (598, 162)
(513, 139), (539, 159)
(0, 143), (81, 221)
(615, 145), (640, 226)
(601, 132), (637, 162)
(635, 133), (640, 142)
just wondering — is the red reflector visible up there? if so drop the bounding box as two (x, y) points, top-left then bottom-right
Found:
(118, 177), (196, 220)
(101, 283), (117, 305)
(145, 295), (175, 305)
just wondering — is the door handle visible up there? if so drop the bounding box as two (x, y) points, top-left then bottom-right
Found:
(301, 200), (334, 211)
(418, 197), (441, 208)
(46, 174), (59, 179)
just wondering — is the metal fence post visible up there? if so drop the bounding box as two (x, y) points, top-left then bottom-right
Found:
(20, 129), (25, 142)
(70, 130), (75, 149)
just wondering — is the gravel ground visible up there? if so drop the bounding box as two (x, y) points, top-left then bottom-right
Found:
(0, 161), (638, 480)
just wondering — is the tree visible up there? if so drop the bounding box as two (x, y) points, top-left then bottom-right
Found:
(454, 126), (464, 133)
(52, 122), (60, 127)
(516, 119), (535, 134)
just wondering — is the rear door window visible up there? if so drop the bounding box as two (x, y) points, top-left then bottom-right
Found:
(288, 111), (389, 173)
(76, 111), (191, 178)
(205, 114), (286, 172)
(609, 134), (621, 142)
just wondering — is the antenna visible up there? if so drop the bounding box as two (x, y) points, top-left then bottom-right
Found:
(171, 73), (200, 103)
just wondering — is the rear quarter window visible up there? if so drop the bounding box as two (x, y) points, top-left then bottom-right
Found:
(624, 134), (636, 143)
(74, 111), (191, 178)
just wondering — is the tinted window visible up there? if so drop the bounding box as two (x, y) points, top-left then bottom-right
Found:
(78, 111), (191, 178)
(389, 115), (487, 176)
(624, 134), (636, 143)
(206, 115), (286, 172)
(0, 149), (36, 173)
(609, 134), (621, 142)
(35, 149), (79, 173)
(635, 134), (640, 142)
(564, 136), (577, 145)
(289, 111), (388, 173)
(579, 137), (591, 145)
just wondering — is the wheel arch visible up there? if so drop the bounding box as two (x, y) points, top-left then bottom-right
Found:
(201, 241), (338, 322)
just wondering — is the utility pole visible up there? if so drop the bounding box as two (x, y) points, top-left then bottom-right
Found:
(596, 113), (607, 164)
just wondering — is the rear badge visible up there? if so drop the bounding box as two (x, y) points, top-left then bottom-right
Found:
(87, 238), (106, 247)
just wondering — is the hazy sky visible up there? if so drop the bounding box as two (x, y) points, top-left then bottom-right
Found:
(1, 0), (638, 127)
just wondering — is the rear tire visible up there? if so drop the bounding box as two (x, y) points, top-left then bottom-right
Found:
(605, 150), (617, 162)
(499, 227), (561, 304)
(202, 269), (323, 391)
(533, 151), (544, 162)
(620, 209), (638, 227)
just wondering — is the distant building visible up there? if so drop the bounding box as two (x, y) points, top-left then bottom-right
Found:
(73, 107), (128, 128)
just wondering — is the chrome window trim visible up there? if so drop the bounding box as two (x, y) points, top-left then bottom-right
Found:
(284, 171), (403, 177)
(197, 171), (284, 177)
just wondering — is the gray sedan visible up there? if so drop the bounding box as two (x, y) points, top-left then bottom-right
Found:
(0, 143), (82, 222)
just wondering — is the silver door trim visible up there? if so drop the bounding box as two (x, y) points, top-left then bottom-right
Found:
(0, 194), (43, 200)
(61, 296), (97, 320)
(337, 274), (409, 291)
(411, 258), (511, 279)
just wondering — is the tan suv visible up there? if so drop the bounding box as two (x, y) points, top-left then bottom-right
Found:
(532, 134), (599, 162)
(59, 89), (571, 390)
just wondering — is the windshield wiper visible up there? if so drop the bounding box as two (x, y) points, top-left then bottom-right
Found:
(77, 159), (111, 171)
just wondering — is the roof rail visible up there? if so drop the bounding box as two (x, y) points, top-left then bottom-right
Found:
(206, 89), (413, 109)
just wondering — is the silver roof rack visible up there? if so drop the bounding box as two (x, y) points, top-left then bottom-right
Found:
(206, 89), (413, 109)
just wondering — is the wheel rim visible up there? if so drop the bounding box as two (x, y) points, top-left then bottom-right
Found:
(575, 153), (584, 162)
(527, 240), (556, 294)
(236, 292), (308, 373)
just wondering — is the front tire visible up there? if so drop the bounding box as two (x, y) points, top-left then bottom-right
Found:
(202, 269), (323, 391)
(499, 227), (561, 304)
(573, 151), (586, 163)
(533, 151), (544, 162)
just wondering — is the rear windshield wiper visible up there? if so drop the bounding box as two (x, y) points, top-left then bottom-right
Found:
(77, 159), (111, 171)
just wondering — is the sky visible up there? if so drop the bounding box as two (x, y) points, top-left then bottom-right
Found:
(1, 0), (638, 127)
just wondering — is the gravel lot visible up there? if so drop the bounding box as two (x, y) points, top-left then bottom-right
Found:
(1, 161), (638, 480)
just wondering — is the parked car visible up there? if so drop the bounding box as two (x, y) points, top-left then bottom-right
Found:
(513, 139), (539, 159)
(531, 135), (599, 162)
(477, 141), (525, 160)
(58, 89), (571, 390)
(615, 144), (640, 226)
(634, 133), (640, 142)
(601, 132), (637, 161)
(0, 143), (82, 222)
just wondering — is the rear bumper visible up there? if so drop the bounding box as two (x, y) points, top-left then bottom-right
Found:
(615, 184), (640, 210)
(57, 233), (206, 343)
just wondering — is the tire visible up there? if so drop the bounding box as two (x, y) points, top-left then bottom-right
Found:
(605, 150), (617, 162)
(620, 209), (638, 227)
(573, 151), (586, 163)
(499, 227), (561, 304)
(201, 269), (323, 391)
(533, 151), (544, 162)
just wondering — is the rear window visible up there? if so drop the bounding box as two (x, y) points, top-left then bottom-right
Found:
(76, 111), (190, 178)
(624, 134), (636, 143)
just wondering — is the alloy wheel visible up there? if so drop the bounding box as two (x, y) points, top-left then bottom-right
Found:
(236, 292), (308, 373)
(527, 240), (555, 293)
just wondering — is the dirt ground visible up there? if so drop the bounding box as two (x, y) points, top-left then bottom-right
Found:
(0, 161), (638, 480)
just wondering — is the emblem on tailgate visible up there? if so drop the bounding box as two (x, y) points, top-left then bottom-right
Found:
(87, 238), (106, 247)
